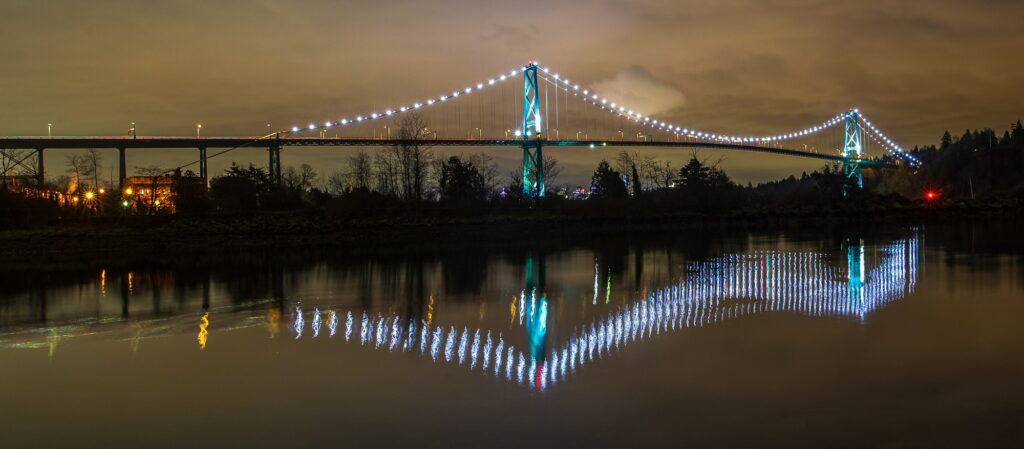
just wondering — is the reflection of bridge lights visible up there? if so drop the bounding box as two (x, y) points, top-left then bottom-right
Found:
(494, 336), (505, 375)
(293, 306), (304, 339)
(278, 238), (918, 391)
(312, 308), (322, 338)
(505, 347), (514, 380)
(457, 327), (468, 365)
(430, 327), (442, 362)
(470, 330), (481, 369)
(345, 311), (353, 342)
(444, 326), (455, 362)
(482, 332), (493, 370)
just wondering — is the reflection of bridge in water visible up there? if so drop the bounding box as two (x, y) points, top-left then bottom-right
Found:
(289, 236), (920, 391)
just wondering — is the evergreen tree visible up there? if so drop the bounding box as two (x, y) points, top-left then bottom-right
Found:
(941, 131), (953, 149)
(591, 161), (628, 199)
(631, 164), (642, 197)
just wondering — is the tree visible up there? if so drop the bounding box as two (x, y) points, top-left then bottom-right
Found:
(386, 114), (433, 200)
(326, 170), (351, 195)
(135, 165), (170, 214)
(650, 160), (675, 189)
(83, 149), (103, 190)
(438, 155), (487, 203)
(209, 163), (270, 212)
(282, 163), (318, 192)
(374, 150), (399, 196)
(631, 163), (642, 197)
(468, 153), (500, 194)
(348, 149), (373, 190)
(941, 131), (953, 149)
(675, 156), (733, 190)
(171, 168), (209, 215)
(590, 160), (628, 199)
(614, 151), (653, 195)
(65, 154), (88, 191)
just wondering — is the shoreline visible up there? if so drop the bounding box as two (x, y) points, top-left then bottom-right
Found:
(2, 205), (1019, 270)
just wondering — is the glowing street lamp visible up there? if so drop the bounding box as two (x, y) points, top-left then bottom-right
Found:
(196, 123), (202, 138)
(47, 123), (52, 137)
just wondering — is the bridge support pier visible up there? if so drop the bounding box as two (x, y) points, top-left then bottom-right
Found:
(268, 143), (282, 186)
(198, 147), (208, 186)
(35, 148), (44, 186)
(521, 142), (544, 198)
(117, 147), (126, 190)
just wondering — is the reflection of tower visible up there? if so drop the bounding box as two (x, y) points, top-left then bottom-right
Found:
(846, 238), (866, 318)
(523, 254), (548, 363)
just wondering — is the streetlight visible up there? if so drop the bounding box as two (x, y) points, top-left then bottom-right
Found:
(47, 123), (52, 137)
(130, 122), (136, 138)
(267, 123), (271, 135)
(196, 123), (202, 138)
(474, 127), (482, 139)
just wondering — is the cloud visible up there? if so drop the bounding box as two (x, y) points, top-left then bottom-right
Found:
(590, 66), (686, 116)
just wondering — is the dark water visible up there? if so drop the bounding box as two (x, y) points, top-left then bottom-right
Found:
(1, 223), (1023, 448)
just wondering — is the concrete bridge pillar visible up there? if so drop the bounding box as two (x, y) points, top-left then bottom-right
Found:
(198, 147), (208, 186)
(268, 143), (282, 185)
(35, 148), (44, 186)
(118, 147), (127, 190)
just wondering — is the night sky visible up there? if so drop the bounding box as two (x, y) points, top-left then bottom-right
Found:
(3, 0), (1023, 184)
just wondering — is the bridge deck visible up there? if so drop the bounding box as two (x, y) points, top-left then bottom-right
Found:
(0, 136), (896, 167)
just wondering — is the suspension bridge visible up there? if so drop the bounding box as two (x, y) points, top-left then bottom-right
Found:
(1, 61), (920, 197)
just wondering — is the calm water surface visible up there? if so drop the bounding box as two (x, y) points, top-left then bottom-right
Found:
(1, 223), (1022, 448)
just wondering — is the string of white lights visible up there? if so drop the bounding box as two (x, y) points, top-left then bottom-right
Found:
(535, 67), (845, 144)
(285, 65), (530, 135)
(282, 61), (919, 166)
(859, 113), (921, 165)
(537, 66), (920, 165)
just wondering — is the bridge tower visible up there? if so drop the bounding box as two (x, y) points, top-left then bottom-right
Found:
(842, 110), (864, 196)
(521, 62), (544, 198)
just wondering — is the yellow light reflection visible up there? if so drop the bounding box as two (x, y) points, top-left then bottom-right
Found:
(197, 312), (209, 349)
(426, 295), (435, 326)
(47, 330), (60, 362)
(265, 308), (281, 338)
(509, 295), (517, 328)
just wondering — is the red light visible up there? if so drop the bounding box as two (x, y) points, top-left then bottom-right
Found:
(925, 190), (939, 201)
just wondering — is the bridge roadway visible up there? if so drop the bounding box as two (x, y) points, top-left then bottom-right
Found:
(1, 136), (897, 186)
(0, 136), (895, 166)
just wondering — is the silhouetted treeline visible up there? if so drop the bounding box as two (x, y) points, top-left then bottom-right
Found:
(3, 120), (1024, 228)
(869, 121), (1024, 199)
